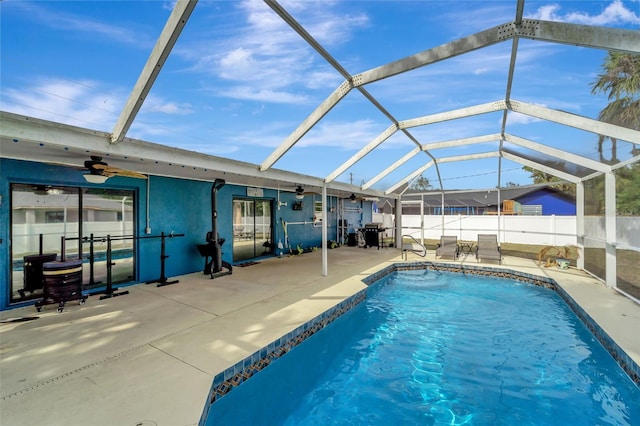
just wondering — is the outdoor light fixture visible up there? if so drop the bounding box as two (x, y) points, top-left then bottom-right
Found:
(83, 173), (109, 184)
(349, 194), (357, 203)
(295, 185), (304, 200)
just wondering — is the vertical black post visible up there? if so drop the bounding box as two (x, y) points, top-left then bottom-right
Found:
(152, 232), (179, 287)
(160, 232), (167, 282)
(88, 234), (97, 286)
(60, 236), (66, 261)
(99, 234), (129, 300)
(106, 235), (112, 290)
(39, 233), (43, 255)
(210, 179), (226, 273)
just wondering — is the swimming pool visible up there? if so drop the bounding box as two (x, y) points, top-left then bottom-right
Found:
(203, 268), (640, 425)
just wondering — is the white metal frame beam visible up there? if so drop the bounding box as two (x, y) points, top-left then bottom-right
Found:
(260, 80), (352, 171)
(355, 20), (639, 89)
(384, 146), (580, 195)
(386, 161), (434, 195)
(400, 101), (506, 129)
(504, 134), (611, 174)
(263, 0), (429, 180)
(360, 134), (500, 191)
(438, 151), (499, 164)
(260, 4), (640, 192)
(385, 151), (500, 194)
(422, 134), (502, 150)
(361, 147), (421, 190)
(508, 100), (640, 144)
(354, 25), (509, 86)
(111, 0), (197, 144)
(325, 124), (398, 182)
(517, 19), (640, 54)
(501, 151), (580, 183)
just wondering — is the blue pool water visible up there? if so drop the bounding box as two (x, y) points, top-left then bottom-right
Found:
(206, 270), (640, 425)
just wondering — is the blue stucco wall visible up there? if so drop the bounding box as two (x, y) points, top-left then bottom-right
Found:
(0, 158), (368, 310)
(517, 190), (576, 215)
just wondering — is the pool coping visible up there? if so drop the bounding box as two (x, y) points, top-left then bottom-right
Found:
(199, 261), (640, 424)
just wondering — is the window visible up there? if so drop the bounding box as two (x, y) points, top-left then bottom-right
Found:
(45, 211), (65, 223)
(314, 200), (323, 224)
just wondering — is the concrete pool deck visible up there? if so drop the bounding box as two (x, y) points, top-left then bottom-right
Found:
(1, 247), (638, 426)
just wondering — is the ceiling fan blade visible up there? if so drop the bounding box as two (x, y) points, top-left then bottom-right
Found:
(112, 169), (148, 179)
(92, 164), (147, 179)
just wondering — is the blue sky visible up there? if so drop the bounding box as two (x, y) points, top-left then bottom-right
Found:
(1, 0), (639, 191)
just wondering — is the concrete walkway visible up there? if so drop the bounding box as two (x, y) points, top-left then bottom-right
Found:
(1, 247), (638, 426)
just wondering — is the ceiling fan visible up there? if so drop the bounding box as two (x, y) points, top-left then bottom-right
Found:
(32, 185), (65, 196)
(83, 156), (147, 183)
(292, 185), (324, 199)
(347, 193), (379, 203)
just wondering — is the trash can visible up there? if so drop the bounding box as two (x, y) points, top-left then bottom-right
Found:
(348, 233), (357, 247)
(36, 259), (86, 313)
(22, 253), (57, 294)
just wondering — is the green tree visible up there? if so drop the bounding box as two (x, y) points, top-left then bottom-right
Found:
(615, 163), (640, 215)
(410, 175), (432, 191)
(590, 52), (640, 163)
(522, 166), (575, 196)
(590, 52), (640, 215)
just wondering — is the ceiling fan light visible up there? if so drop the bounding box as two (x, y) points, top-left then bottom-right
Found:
(295, 185), (304, 199)
(83, 173), (109, 184)
(295, 193), (304, 200)
(349, 194), (357, 203)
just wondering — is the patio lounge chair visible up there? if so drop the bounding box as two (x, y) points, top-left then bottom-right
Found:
(475, 234), (501, 263)
(436, 235), (459, 259)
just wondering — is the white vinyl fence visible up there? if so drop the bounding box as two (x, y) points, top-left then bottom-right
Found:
(398, 214), (640, 250)
(401, 215), (577, 246)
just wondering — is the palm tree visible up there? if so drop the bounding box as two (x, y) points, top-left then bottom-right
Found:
(590, 52), (640, 164)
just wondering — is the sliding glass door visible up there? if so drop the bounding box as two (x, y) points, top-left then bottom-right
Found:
(232, 199), (272, 262)
(10, 183), (135, 304)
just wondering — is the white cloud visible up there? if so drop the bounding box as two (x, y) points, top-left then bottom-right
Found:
(306, 70), (343, 90)
(1, 78), (121, 130)
(506, 111), (542, 125)
(527, 0), (640, 25)
(218, 87), (308, 104)
(297, 119), (382, 150)
(441, 4), (515, 34)
(192, 0), (369, 103)
(220, 118), (382, 151)
(7, 2), (155, 47)
(142, 98), (193, 115)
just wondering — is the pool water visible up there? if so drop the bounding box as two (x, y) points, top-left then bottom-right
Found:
(206, 270), (640, 425)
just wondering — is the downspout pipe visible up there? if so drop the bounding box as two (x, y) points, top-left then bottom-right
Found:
(209, 178), (226, 273)
(210, 178), (226, 243)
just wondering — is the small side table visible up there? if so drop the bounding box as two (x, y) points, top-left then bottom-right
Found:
(458, 241), (475, 256)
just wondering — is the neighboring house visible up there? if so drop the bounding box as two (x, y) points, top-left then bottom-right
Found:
(397, 185), (576, 216)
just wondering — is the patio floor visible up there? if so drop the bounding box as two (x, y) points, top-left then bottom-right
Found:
(1, 247), (638, 426)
